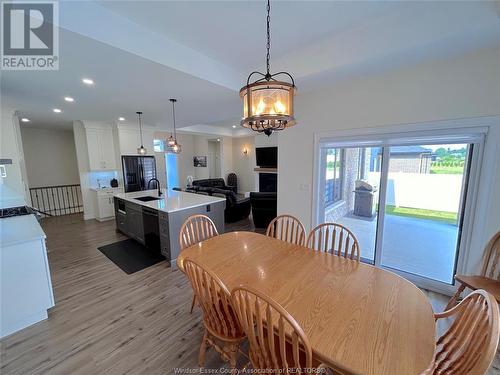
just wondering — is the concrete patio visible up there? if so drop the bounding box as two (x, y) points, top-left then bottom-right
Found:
(330, 213), (459, 283)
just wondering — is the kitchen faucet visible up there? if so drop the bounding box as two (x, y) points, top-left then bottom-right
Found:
(147, 178), (162, 196)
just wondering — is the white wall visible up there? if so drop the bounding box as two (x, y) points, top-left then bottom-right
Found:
(232, 136), (256, 192)
(278, 46), (500, 275)
(72, 121), (93, 219)
(0, 108), (30, 206)
(220, 136), (233, 181)
(20, 127), (80, 188)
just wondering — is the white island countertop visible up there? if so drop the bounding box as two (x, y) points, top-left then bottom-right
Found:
(0, 214), (46, 247)
(114, 189), (226, 213)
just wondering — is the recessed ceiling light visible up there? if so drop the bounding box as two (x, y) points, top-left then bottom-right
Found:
(232, 125), (237, 128)
(53, 108), (62, 113)
(21, 118), (30, 122)
(64, 96), (74, 102)
(82, 78), (94, 85)
(118, 117), (125, 121)
(217, 138), (220, 142)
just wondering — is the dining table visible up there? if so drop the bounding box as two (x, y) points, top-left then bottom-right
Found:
(177, 231), (436, 375)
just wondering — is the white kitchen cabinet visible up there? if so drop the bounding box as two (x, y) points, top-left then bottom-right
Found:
(92, 188), (122, 221)
(85, 127), (116, 171)
(1, 215), (54, 338)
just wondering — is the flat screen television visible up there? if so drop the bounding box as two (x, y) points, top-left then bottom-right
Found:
(256, 147), (277, 168)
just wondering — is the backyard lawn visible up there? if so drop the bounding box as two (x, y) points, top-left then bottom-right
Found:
(385, 205), (457, 224)
(430, 165), (464, 174)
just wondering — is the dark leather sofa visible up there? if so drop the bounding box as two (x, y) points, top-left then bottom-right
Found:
(250, 192), (277, 228)
(186, 181), (250, 223)
(192, 178), (237, 193)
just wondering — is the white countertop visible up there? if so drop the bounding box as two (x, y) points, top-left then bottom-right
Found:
(90, 187), (123, 192)
(114, 189), (226, 213)
(0, 214), (46, 247)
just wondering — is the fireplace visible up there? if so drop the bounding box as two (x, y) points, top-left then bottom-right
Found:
(259, 173), (277, 192)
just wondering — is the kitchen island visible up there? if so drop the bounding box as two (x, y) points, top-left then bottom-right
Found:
(113, 189), (225, 267)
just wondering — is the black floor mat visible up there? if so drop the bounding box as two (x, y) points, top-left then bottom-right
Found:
(98, 239), (166, 274)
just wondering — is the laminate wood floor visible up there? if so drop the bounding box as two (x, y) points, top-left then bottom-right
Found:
(1, 214), (498, 374)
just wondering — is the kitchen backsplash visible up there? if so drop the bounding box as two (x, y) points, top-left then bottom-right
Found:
(88, 171), (119, 189)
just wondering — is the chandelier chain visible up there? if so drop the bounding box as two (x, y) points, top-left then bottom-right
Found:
(266, 0), (271, 76)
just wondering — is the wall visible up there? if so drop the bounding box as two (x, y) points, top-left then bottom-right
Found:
(277, 46), (500, 275)
(193, 135), (209, 179)
(232, 136), (256, 192)
(72, 121), (93, 219)
(220, 136), (233, 181)
(0, 108), (30, 206)
(153, 132), (196, 189)
(20, 127), (80, 188)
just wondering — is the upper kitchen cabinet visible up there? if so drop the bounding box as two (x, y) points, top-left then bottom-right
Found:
(116, 124), (154, 156)
(84, 124), (117, 171)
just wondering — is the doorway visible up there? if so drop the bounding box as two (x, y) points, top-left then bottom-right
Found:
(315, 131), (483, 291)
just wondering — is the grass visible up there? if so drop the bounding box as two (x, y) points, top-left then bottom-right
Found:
(430, 165), (464, 174)
(385, 205), (458, 224)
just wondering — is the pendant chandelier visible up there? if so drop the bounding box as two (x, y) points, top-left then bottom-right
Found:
(240, 0), (297, 137)
(136, 111), (147, 155)
(166, 98), (181, 154)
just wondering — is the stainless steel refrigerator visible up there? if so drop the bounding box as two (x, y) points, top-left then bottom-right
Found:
(121, 156), (157, 193)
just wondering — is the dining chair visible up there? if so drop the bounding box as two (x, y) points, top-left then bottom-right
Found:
(266, 214), (307, 246)
(306, 223), (360, 261)
(179, 214), (219, 313)
(423, 289), (500, 375)
(184, 258), (246, 373)
(231, 285), (327, 373)
(445, 231), (500, 310)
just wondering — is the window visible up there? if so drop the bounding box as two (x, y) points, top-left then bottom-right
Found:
(153, 139), (164, 152)
(325, 148), (344, 206)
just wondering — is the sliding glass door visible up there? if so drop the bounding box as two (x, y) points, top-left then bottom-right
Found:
(317, 136), (479, 290)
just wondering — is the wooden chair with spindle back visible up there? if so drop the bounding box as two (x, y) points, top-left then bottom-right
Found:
(183, 258), (246, 372)
(445, 231), (500, 310)
(231, 285), (327, 373)
(266, 214), (307, 246)
(306, 223), (360, 261)
(423, 289), (500, 375)
(179, 214), (219, 313)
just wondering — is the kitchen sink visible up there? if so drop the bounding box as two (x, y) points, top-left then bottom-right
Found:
(134, 196), (161, 202)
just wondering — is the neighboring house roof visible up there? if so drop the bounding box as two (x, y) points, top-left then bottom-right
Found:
(390, 146), (433, 155)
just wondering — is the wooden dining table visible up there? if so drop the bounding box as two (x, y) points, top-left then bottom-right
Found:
(177, 231), (436, 375)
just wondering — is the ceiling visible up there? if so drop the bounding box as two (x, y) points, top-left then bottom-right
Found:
(2, 0), (499, 134)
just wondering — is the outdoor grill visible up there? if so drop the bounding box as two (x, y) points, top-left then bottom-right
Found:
(353, 180), (378, 218)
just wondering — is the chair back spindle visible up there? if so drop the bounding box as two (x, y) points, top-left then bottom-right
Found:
(307, 223), (360, 261)
(184, 259), (243, 341)
(266, 215), (306, 246)
(179, 214), (219, 251)
(231, 286), (313, 372)
(424, 290), (500, 375)
(481, 231), (500, 279)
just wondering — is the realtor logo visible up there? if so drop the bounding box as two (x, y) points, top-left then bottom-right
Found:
(1, 1), (58, 70)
